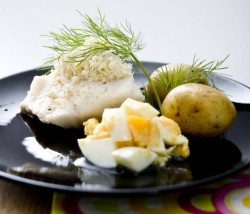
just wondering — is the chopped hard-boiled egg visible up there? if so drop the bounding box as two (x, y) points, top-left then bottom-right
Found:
(127, 115), (151, 147)
(102, 108), (132, 142)
(147, 118), (167, 154)
(78, 137), (117, 168)
(112, 147), (157, 172)
(121, 98), (159, 120)
(83, 118), (99, 135)
(78, 98), (189, 172)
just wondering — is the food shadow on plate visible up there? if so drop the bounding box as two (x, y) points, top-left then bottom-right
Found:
(187, 136), (242, 179)
(20, 113), (84, 156)
(6, 113), (84, 185)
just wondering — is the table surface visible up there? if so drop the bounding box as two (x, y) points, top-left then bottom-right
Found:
(1, 1), (250, 213)
(0, 179), (52, 214)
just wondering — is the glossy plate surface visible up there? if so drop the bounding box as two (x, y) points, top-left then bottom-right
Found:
(1, 62), (250, 195)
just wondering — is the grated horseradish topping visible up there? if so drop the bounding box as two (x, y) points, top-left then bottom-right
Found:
(52, 39), (132, 83)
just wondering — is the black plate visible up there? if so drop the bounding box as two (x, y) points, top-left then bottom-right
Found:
(1, 62), (250, 195)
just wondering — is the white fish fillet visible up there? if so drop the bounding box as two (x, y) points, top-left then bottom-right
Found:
(20, 72), (144, 128)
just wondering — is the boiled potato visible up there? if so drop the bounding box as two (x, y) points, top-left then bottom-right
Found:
(146, 63), (208, 106)
(162, 83), (236, 138)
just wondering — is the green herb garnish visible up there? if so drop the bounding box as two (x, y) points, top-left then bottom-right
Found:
(43, 10), (163, 112)
(144, 55), (229, 106)
(156, 55), (228, 89)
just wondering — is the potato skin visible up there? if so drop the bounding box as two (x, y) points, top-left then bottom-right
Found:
(162, 83), (236, 138)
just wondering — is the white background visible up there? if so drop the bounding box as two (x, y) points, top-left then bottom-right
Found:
(1, 0), (250, 86)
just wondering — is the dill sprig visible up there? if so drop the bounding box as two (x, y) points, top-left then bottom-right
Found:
(191, 55), (229, 88)
(43, 10), (163, 111)
(153, 55), (228, 92)
(144, 55), (229, 106)
(43, 10), (144, 65)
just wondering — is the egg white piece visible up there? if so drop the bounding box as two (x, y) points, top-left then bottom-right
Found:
(20, 72), (144, 128)
(112, 147), (157, 172)
(78, 137), (117, 168)
(102, 108), (132, 142)
(121, 98), (159, 120)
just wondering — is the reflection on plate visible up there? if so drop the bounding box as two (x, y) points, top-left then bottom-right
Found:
(0, 62), (250, 194)
(213, 75), (250, 104)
